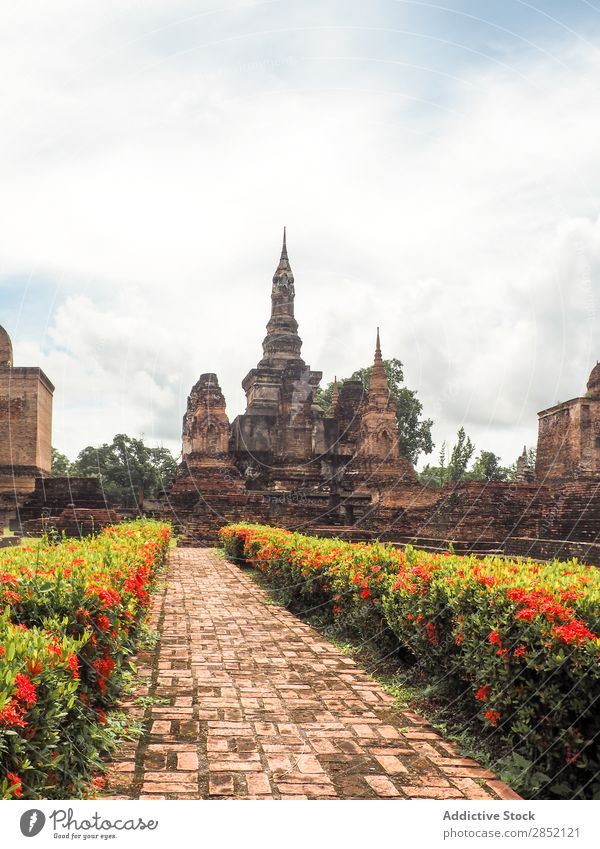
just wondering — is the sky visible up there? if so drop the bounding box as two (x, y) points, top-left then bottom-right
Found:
(1, 0), (599, 468)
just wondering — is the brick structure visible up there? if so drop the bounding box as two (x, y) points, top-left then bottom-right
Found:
(536, 363), (600, 482)
(515, 446), (534, 483)
(351, 328), (417, 504)
(0, 324), (54, 495)
(163, 236), (600, 555)
(163, 232), (416, 542)
(13, 476), (118, 536)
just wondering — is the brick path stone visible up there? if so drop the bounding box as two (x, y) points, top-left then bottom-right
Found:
(103, 548), (520, 800)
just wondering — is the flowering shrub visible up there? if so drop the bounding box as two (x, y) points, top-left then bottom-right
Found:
(220, 523), (600, 798)
(0, 520), (171, 799)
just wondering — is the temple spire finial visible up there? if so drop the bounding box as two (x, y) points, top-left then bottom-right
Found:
(274, 226), (292, 277)
(368, 327), (390, 408)
(331, 375), (340, 414)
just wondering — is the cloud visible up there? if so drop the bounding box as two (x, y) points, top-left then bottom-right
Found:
(1, 3), (599, 467)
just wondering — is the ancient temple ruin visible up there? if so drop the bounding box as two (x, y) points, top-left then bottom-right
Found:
(164, 231), (417, 541)
(163, 234), (600, 560)
(535, 363), (600, 481)
(0, 324), (54, 497)
(0, 324), (117, 534)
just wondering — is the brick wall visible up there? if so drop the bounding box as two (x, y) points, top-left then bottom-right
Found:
(0, 367), (54, 484)
(536, 396), (600, 481)
(505, 537), (600, 567)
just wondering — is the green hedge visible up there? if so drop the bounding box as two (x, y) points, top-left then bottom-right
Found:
(0, 520), (171, 799)
(220, 523), (600, 799)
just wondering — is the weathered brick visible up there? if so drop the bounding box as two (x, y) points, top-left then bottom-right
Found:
(364, 775), (402, 797)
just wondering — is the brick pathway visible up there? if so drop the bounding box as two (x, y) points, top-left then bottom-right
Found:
(103, 548), (520, 800)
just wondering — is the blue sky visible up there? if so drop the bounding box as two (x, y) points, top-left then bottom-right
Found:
(1, 1), (599, 466)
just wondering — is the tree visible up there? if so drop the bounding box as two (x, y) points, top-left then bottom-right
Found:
(468, 450), (508, 482)
(316, 358), (434, 464)
(417, 441), (448, 488)
(71, 434), (177, 507)
(447, 427), (475, 481)
(51, 448), (73, 476)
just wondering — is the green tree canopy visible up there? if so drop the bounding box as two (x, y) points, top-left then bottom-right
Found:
(467, 450), (508, 482)
(418, 429), (477, 486)
(57, 434), (176, 507)
(51, 448), (73, 476)
(447, 426), (475, 481)
(418, 435), (517, 487)
(316, 358), (434, 464)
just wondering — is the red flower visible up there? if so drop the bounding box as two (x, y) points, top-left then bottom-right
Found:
(6, 772), (23, 797)
(507, 588), (526, 602)
(552, 620), (597, 645)
(514, 645), (526, 657)
(485, 709), (501, 726)
(0, 701), (27, 728)
(66, 654), (80, 679)
(0, 573), (19, 585)
(488, 631), (502, 645)
(48, 641), (62, 659)
(96, 614), (110, 633)
(27, 658), (43, 676)
(360, 588), (371, 599)
(496, 648), (508, 656)
(3, 589), (20, 604)
(425, 622), (439, 646)
(515, 608), (536, 621)
(475, 684), (491, 701)
(14, 674), (37, 707)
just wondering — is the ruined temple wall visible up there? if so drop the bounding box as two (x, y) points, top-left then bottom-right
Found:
(535, 398), (600, 481)
(536, 400), (578, 481)
(0, 367), (54, 491)
(398, 481), (551, 543)
(537, 478), (600, 543)
(581, 398), (600, 474)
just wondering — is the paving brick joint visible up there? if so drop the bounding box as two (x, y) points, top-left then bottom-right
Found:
(103, 548), (521, 801)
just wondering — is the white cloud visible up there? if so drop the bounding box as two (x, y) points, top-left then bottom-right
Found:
(1, 5), (599, 467)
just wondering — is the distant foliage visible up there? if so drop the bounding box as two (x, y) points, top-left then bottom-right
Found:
(448, 426), (475, 481)
(51, 448), (72, 477)
(419, 432), (514, 486)
(52, 435), (177, 507)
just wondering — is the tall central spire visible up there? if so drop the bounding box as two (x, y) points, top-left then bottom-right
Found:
(260, 228), (303, 365)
